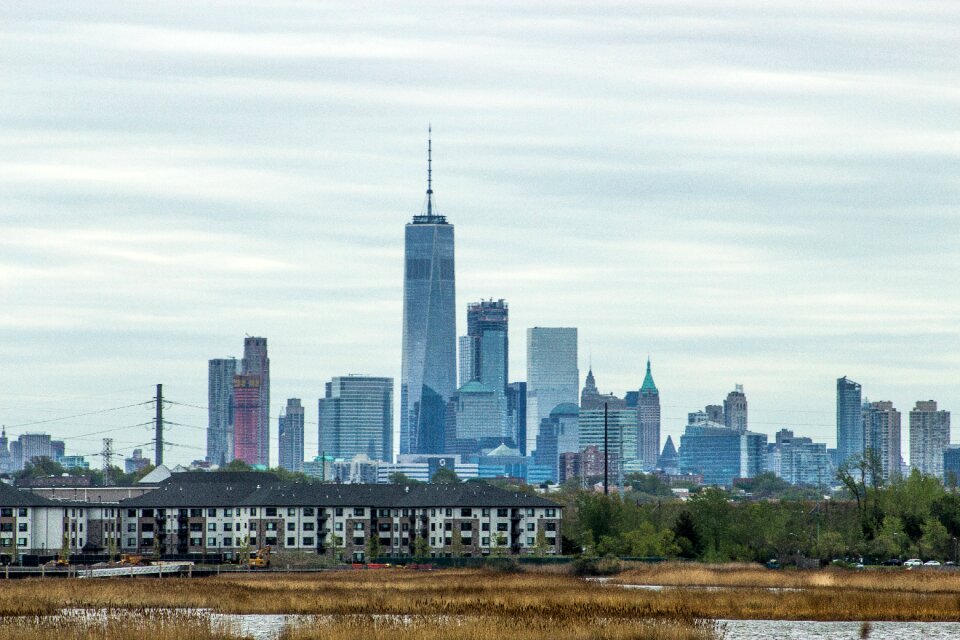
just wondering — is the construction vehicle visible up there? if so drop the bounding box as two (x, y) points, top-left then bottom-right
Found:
(247, 545), (271, 569)
(120, 554), (152, 566)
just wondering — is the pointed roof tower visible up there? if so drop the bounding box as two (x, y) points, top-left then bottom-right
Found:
(640, 357), (658, 394)
(660, 435), (677, 459)
(413, 125), (446, 224)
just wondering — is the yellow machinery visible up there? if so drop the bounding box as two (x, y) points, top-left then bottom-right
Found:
(247, 545), (271, 568)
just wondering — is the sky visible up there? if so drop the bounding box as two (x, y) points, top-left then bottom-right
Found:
(1, 1), (958, 468)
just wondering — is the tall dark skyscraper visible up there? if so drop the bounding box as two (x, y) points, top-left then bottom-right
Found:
(241, 337), (270, 466)
(400, 132), (456, 455)
(278, 398), (305, 472)
(206, 358), (237, 466)
(836, 376), (863, 465)
(462, 299), (508, 390)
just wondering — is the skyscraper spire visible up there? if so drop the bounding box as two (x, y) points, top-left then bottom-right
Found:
(426, 124), (433, 217)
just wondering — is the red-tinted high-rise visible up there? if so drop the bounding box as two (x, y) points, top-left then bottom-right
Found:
(233, 374), (262, 465)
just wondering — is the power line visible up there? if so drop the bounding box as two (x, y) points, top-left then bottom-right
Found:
(6, 401), (153, 429)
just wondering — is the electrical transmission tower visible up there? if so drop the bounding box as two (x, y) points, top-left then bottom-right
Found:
(102, 438), (114, 486)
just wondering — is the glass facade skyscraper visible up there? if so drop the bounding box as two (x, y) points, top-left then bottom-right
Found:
(278, 398), (305, 472)
(206, 357), (236, 466)
(400, 135), (456, 455)
(637, 358), (660, 470)
(241, 337), (270, 467)
(836, 376), (863, 465)
(525, 327), (578, 456)
(319, 375), (394, 462)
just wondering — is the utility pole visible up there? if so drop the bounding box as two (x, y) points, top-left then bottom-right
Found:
(155, 383), (163, 467)
(603, 402), (609, 496)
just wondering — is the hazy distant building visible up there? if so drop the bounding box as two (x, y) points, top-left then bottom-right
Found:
(723, 385), (748, 433)
(207, 358), (237, 466)
(232, 374), (262, 466)
(241, 337), (270, 467)
(637, 358), (661, 470)
(944, 446), (960, 487)
(400, 138), (457, 455)
(580, 368), (625, 410)
(836, 376), (863, 466)
(863, 400), (901, 482)
(679, 424), (767, 487)
(124, 448), (150, 474)
(909, 400), (951, 479)
(447, 381), (507, 456)
(768, 429), (832, 487)
(278, 398), (305, 472)
(50, 440), (64, 462)
(657, 436), (679, 475)
(578, 406), (638, 484)
(19, 433), (53, 470)
(705, 405), (724, 424)
(533, 403), (579, 483)
(463, 299), (508, 389)
(319, 375), (394, 463)
(0, 429), (11, 475)
(526, 327), (578, 455)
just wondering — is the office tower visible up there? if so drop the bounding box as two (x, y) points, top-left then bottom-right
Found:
(533, 403), (579, 483)
(17, 433), (52, 470)
(448, 381), (507, 455)
(207, 358), (237, 466)
(9, 440), (22, 472)
(836, 376), (863, 465)
(679, 423), (767, 486)
(657, 436), (679, 475)
(863, 400), (901, 482)
(637, 358), (661, 470)
(578, 406), (639, 487)
(723, 384), (748, 433)
(50, 440), (65, 462)
(526, 327), (578, 455)
(944, 446), (960, 486)
(232, 374), (262, 465)
(463, 299), (509, 389)
(0, 429), (11, 475)
(580, 368), (625, 410)
(705, 405), (724, 424)
(768, 430), (832, 487)
(319, 375), (394, 462)
(507, 382), (527, 453)
(278, 398), (305, 473)
(400, 133), (456, 455)
(458, 336), (474, 388)
(241, 337), (270, 466)
(909, 400), (951, 479)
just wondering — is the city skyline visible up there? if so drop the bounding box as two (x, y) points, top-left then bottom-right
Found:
(1, 2), (957, 467)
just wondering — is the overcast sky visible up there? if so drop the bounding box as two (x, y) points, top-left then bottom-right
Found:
(1, 1), (958, 467)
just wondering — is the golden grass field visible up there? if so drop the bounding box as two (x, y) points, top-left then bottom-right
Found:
(1, 564), (960, 638)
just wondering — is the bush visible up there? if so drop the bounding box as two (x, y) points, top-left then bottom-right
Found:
(485, 557), (522, 573)
(571, 555), (622, 577)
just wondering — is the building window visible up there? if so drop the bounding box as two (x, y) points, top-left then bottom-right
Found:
(335, 522), (343, 531)
(460, 522), (472, 531)
(18, 508), (27, 517)
(335, 508), (343, 516)
(303, 537), (314, 546)
(527, 523), (535, 532)
(445, 508), (452, 517)
(222, 538), (232, 547)
(207, 509), (217, 518)
(250, 508), (258, 516)
(286, 536), (296, 546)
(190, 537), (201, 546)
(208, 523), (217, 532)
(265, 522), (277, 531)
(353, 508), (364, 517)
(223, 523), (233, 532)
(287, 522), (296, 531)
(17, 538), (27, 547)
(127, 524), (136, 532)
(126, 509), (136, 518)
(482, 537), (490, 546)
(482, 508), (490, 517)
(266, 508), (277, 517)
(461, 508), (472, 517)
(526, 537), (535, 545)
(18, 523), (27, 532)
(190, 508), (202, 517)
(354, 522), (364, 531)
(288, 508), (296, 517)
(545, 508), (556, 517)
(190, 523), (202, 532)
(526, 509), (535, 517)
(496, 523), (508, 532)
(546, 523), (556, 532)
(303, 523), (314, 531)
(303, 508), (315, 517)
(482, 523), (489, 531)
(128, 538), (137, 547)
(353, 537), (364, 545)
(225, 508), (233, 517)
(207, 537), (216, 546)
(497, 509), (508, 517)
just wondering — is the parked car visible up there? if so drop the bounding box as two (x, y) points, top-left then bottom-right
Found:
(903, 558), (923, 567)
(923, 560), (942, 567)
(882, 558), (902, 566)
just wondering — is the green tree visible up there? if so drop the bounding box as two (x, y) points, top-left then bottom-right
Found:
(534, 528), (550, 557)
(430, 467), (460, 484)
(813, 531), (847, 560)
(389, 472), (421, 485)
(837, 450), (884, 539)
(365, 533), (382, 562)
(220, 459), (253, 472)
(689, 488), (733, 561)
(450, 528), (464, 558)
(18, 457), (65, 479)
(331, 534), (345, 563)
(492, 532), (508, 556)
(413, 534), (430, 559)
(919, 517), (952, 561)
(622, 522), (680, 558)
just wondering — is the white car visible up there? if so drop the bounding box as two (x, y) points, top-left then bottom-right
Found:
(903, 559), (923, 567)
(923, 560), (942, 567)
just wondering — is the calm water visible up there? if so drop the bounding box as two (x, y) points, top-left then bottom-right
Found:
(212, 613), (960, 640)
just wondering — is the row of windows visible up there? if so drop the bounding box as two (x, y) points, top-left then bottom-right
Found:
(125, 506), (557, 520)
(0, 508), (29, 518)
(0, 523), (28, 532)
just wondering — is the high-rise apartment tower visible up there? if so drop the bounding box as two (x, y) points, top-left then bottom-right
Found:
(278, 398), (305, 473)
(206, 358), (237, 466)
(241, 337), (270, 466)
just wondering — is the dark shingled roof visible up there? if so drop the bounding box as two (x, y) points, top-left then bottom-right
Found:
(121, 478), (560, 509)
(0, 482), (58, 507)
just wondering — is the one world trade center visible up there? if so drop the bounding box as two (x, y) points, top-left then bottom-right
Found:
(400, 130), (456, 455)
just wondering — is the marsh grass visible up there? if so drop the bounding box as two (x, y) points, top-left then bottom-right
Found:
(0, 609), (243, 640)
